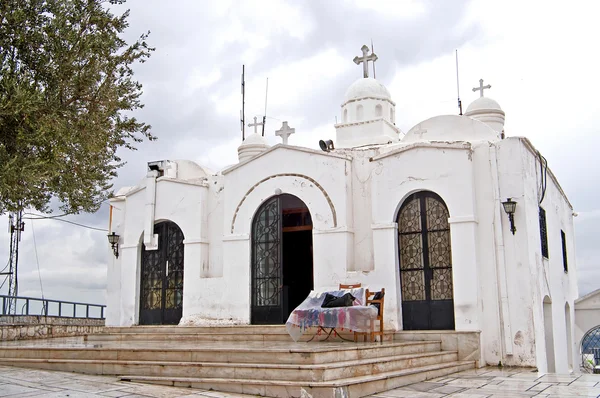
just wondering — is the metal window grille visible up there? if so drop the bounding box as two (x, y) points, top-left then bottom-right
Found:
(539, 207), (549, 258)
(561, 230), (568, 272)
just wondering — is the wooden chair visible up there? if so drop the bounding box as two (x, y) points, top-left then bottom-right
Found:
(354, 288), (385, 342)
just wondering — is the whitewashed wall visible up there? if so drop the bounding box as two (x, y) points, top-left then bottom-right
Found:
(105, 132), (578, 373)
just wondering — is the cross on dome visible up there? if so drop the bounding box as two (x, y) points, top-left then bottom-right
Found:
(353, 45), (378, 78)
(275, 121), (295, 145)
(248, 116), (264, 135)
(472, 79), (491, 98)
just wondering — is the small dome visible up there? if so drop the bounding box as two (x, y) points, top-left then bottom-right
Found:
(240, 133), (269, 146)
(465, 96), (503, 114)
(403, 115), (500, 143)
(344, 78), (391, 103)
(238, 133), (270, 163)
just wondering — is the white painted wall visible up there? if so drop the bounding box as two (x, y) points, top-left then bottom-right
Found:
(105, 82), (578, 373)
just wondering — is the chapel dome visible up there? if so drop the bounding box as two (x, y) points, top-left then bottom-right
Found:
(238, 133), (270, 163)
(402, 114), (500, 143)
(344, 77), (391, 103)
(240, 133), (269, 146)
(464, 96), (505, 134)
(465, 96), (503, 114)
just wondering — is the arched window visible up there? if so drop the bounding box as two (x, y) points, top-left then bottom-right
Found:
(581, 325), (600, 373)
(397, 191), (454, 330)
(343, 108), (348, 123)
(390, 108), (394, 123)
(375, 104), (383, 117)
(356, 104), (363, 121)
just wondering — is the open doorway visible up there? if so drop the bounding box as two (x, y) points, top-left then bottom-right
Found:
(251, 194), (313, 324)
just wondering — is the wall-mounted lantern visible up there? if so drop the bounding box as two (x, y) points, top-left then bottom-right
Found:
(107, 232), (120, 258)
(502, 198), (517, 235)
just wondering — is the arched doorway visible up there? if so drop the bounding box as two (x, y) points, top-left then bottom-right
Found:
(397, 191), (455, 330)
(251, 194), (313, 324)
(581, 325), (600, 373)
(139, 221), (184, 325)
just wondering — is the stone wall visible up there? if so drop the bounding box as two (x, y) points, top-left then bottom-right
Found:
(0, 316), (105, 341)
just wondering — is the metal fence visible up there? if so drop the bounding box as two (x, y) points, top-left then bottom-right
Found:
(0, 295), (105, 319)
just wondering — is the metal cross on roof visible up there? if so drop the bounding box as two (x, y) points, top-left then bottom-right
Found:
(353, 45), (378, 78)
(275, 121), (295, 145)
(248, 116), (264, 135)
(472, 79), (491, 97)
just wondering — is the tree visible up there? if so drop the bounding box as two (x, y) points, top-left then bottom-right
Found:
(0, 0), (155, 214)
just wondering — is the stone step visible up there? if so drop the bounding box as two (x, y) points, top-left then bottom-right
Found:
(102, 325), (290, 334)
(86, 330), (395, 343)
(118, 360), (475, 398)
(0, 340), (442, 365)
(0, 350), (459, 382)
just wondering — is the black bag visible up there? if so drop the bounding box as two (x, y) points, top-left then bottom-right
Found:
(321, 292), (355, 308)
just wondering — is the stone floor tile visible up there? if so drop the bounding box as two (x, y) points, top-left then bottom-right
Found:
(0, 384), (44, 397)
(577, 374), (600, 382)
(526, 382), (556, 392)
(427, 376), (456, 383)
(535, 374), (580, 383)
(371, 390), (445, 398)
(493, 380), (540, 391)
(429, 385), (466, 394)
(44, 379), (128, 394)
(444, 390), (491, 398)
(19, 391), (103, 398)
(403, 382), (445, 392)
(542, 385), (600, 396)
(447, 378), (492, 388)
(568, 380), (598, 387)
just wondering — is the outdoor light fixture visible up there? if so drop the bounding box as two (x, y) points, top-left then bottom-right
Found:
(107, 232), (120, 258)
(501, 198), (517, 235)
(319, 139), (335, 152)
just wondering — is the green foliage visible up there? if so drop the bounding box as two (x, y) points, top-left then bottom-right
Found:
(0, 0), (155, 214)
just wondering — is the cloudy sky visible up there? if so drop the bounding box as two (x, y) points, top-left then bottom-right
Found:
(1, 0), (599, 307)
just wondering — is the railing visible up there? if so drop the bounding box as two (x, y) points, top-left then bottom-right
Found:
(0, 295), (105, 319)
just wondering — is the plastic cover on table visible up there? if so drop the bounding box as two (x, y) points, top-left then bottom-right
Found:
(285, 288), (378, 342)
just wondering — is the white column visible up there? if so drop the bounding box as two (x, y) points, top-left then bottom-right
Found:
(312, 228), (353, 290)
(449, 216), (480, 331)
(119, 244), (141, 326)
(372, 223), (401, 331)
(181, 239), (209, 318)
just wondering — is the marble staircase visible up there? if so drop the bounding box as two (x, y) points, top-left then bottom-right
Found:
(0, 326), (477, 397)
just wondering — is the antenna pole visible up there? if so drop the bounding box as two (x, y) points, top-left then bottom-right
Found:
(262, 77), (268, 136)
(241, 65), (246, 141)
(371, 39), (376, 79)
(455, 50), (462, 115)
(2, 209), (24, 314)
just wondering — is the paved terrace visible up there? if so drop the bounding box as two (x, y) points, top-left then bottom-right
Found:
(1, 365), (599, 397)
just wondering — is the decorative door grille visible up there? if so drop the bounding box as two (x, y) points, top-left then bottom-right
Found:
(398, 192), (454, 330)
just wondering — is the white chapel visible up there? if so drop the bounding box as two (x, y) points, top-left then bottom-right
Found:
(106, 46), (579, 372)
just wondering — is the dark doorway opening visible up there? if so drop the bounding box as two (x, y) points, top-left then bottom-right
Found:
(139, 221), (184, 325)
(251, 194), (313, 324)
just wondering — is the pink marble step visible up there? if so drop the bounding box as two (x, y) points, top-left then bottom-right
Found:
(0, 350), (459, 382)
(118, 360), (476, 398)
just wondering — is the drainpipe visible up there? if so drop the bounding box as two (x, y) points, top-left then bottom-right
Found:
(490, 145), (513, 356)
(144, 169), (159, 250)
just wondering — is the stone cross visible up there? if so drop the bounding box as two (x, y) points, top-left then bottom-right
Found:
(472, 79), (491, 97)
(353, 45), (378, 78)
(248, 116), (264, 135)
(275, 121), (295, 145)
